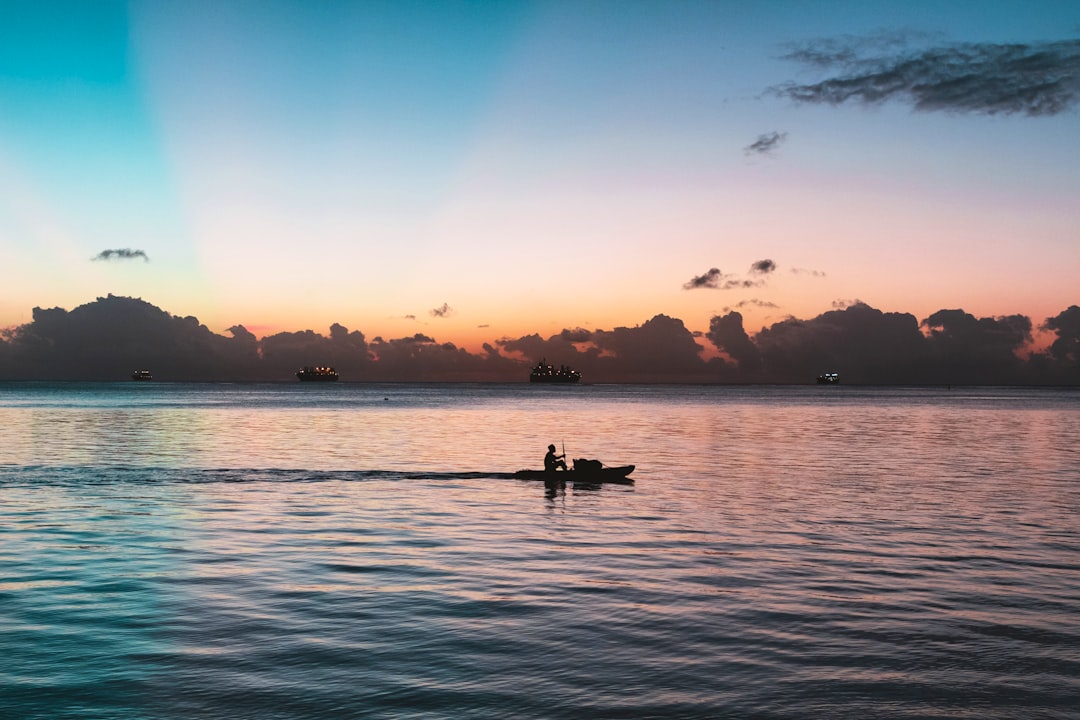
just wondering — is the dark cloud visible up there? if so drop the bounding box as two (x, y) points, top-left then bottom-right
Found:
(368, 333), (517, 382)
(750, 303), (929, 383)
(92, 248), (149, 262)
(773, 35), (1080, 116)
(725, 299), (780, 311)
(707, 311), (761, 373)
(750, 259), (777, 274)
(259, 321), (372, 379)
(590, 315), (708, 379)
(683, 268), (766, 291)
(683, 267), (724, 289)
(0, 295), (256, 380)
(1042, 305), (1080, 366)
(744, 131), (788, 155)
(1, 295), (1078, 384)
(498, 316), (717, 382)
(559, 327), (592, 343)
(430, 303), (453, 318)
(831, 298), (863, 310)
(922, 309), (1033, 383)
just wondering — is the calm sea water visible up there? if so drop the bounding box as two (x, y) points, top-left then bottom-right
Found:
(1, 382), (1078, 719)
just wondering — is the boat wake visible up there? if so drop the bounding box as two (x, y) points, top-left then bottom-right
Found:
(0, 466), (600, 487)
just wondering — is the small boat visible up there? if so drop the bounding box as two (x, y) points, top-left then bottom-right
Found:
(514, 459), (634, 484)
(816, 372), (839, 384)
(529, 358), (581, 383)
(297, 366), (339, 382)
(131, 370), (153, 381)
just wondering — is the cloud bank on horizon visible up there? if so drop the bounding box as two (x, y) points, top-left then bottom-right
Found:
(0, 295), (1076, 385)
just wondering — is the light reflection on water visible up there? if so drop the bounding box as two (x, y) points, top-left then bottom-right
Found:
(0, 383), (1078, 718)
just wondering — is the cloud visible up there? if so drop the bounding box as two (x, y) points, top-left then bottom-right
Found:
(744, 131), (788, 155)
(725, 278), (765, 289)
(92, 248), (149, 262)
(831, 298), (863, 310)
(496, 316), (720, 382)
(1042, 305), (1080, 364)
(430, 303), (454, 318)
(772, 35), (1080, 116)
(724, 299), (780, 312)
(685, 261), (777, 291)
(708, 311), (761, 373)
(1, 296), (1077, 384)
(683, 268), (766, 291)
(683, 267), (724, 289)
(792, 267), (827, 277)
(559, 327), (593, 343)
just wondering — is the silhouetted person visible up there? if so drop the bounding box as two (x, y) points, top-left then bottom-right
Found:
(544, 444), (567, 472)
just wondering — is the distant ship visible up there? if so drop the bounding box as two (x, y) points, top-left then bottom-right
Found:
(131, 370), (153, 381)
(816, 372), (839, 385)
(297, 366), (339, 382)
(529, 359), (581, 384)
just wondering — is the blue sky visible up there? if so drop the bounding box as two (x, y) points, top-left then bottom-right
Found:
(1, 0), (1078, 348)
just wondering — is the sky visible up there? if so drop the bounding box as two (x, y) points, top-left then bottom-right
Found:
(1, 0), (1078, 356)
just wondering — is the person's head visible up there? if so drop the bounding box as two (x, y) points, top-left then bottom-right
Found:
(548, 444), (556, 451)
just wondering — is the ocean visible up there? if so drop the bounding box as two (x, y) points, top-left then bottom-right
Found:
(1, 382), (1077, 719)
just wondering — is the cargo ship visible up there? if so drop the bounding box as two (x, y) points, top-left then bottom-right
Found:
(529, 359), (581, 384)
(297, 366), (339, 382)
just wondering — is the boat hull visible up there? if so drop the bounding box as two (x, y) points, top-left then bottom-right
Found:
(296, 366), (339, 381)
(513, 465), (634, 484)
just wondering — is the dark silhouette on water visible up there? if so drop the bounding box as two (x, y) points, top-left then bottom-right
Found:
(530, 359), (581, 383)
(296, 366), (339, 381)
(516, 451), (636, 484)
(544, 444), (567, 472)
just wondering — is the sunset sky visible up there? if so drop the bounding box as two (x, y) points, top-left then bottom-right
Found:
(1, 0), (1077, 351)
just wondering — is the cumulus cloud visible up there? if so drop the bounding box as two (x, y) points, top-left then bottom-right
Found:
(750, 259), (777, 274)
(772, 35), (1080, 116)
(831, 298), (863, 310)
(708, 311), (761, 373)
(559, 327), (593, 343)
(92, 248), (149, 262)
(744, 131), (788, 155)
(1, 296), (1078, 384)
(1042, 305), (1080, 364)
(430, 303), (454, 318)
(498, 316), (718, 382)
(684, 267), (724, 289)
